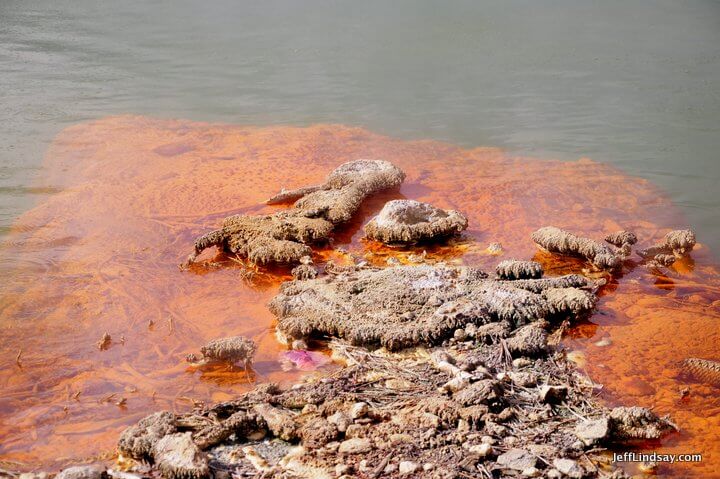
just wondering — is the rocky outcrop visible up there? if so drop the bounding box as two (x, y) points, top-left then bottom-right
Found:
(495, 259), (543, 280)
(363, 199), (468, 244)
(185, 160), (405, 266)
(531, 226), (636, 270)
(270, 263), (599, 351)
(185, 336), (257, 367)
(637, 229), (696, 266)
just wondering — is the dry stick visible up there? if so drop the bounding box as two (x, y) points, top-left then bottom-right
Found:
(15, 349), (22, 367)
(478, 464), (493, 479)
(371, 452), (393, 478)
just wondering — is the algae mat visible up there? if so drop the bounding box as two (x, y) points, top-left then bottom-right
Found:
(0, 116), (718, 476)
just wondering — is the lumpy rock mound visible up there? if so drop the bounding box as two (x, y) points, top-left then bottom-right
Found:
(270, 264), (598, 351)
(187, 160), (405, 265)
(363, 199), (468, 244)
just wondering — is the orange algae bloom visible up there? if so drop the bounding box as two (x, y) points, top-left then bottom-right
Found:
(0, 116), (718, 477)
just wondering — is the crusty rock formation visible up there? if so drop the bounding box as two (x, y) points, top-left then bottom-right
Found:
(363, 199), (468, 244)
(532, 226), (630, 270)
(55, 465), (107, 479)
(682, 357), (720, 386)
(495, 259), (543, 280)
(609, 407), (676, 440)
(118, 411), (178, 460)
(185, 160), (405, 266)
(637, 229), (697, 266)
(152, 433), (210, 479)
(270, 264), (599, 351)
(186, 336), (257, 368)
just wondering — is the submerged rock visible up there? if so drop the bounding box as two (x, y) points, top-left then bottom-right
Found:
(682, 357), (720, 386)
(186, 160), (405, 265)
(270, 265), (596, 351)
(363, 199), (468, 244)
(186, 336), (257, 367)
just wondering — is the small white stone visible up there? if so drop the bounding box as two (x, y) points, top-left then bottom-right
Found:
(327, 411), (351, 432)
(553, 458), (584, 479)
(301, 404), (318, 414)
(423, 463), (435, 471)
(512, 358), (532, 369)
(338, 438), (372, 454)
(349, 402), (369, 420)
(468, 443), (493, 458)
(522, 466), (541, 477)
(398, 461), (419, 475)
(454, 328), (468, 341)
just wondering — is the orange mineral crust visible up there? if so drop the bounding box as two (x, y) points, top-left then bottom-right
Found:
(0, 116), (718, 476)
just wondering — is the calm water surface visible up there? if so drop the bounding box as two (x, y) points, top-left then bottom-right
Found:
(1, 0), (719, 248)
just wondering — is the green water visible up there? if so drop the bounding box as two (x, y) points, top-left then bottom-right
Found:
(1, 0), (719, 249)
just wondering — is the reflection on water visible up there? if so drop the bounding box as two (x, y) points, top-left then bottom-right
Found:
(0, 116), (718, 476)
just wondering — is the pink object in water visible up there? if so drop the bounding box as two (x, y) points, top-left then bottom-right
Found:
(280, 350), (331, 371)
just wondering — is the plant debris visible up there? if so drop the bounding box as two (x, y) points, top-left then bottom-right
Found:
(110, 341), (675, 479)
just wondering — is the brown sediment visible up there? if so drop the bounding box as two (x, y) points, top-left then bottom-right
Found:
(363, 199), (468, 244)
(0, 116), (718, 477)
(185, 160), (405, 266)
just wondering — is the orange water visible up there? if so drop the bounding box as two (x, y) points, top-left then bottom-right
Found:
(0, 116), (718, 476)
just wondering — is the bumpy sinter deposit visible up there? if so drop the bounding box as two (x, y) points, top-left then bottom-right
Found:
(270, 263), (598, 351)
(495, 259), (544, 280)
(185, 336), (257, 368)
(363, 199), (468, 244)
(531, 226), (635, 271)
(637, 229), (696, 266)
(186, 160), (405, 265)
